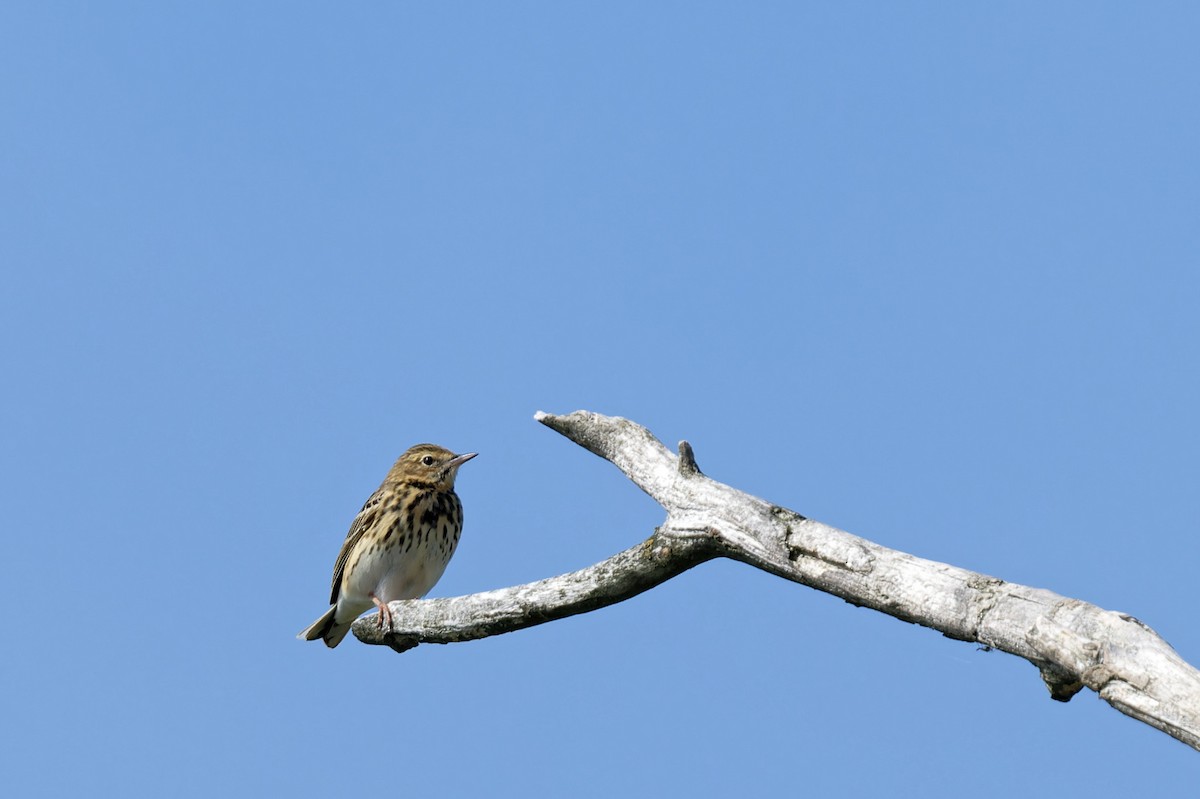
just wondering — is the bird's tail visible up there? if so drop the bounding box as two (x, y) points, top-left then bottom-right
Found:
(297, 605), (353, 648)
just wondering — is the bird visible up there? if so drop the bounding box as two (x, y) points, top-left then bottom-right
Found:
(298, 443), (476, 648)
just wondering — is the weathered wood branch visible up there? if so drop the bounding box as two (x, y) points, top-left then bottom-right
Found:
(355, 410), (1200, 751)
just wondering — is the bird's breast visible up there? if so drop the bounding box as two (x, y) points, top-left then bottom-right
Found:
(343, 488), (463, 604)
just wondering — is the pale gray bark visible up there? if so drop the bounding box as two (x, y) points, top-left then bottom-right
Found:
(354, 410), (1200, 751)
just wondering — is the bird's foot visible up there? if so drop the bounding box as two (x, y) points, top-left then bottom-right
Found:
(371, 595), (393, 632)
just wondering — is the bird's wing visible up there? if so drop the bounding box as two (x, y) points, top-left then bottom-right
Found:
(329, 489), (385, 605)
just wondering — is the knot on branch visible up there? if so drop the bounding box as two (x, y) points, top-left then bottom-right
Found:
(1037, 662), (1086, 702)
(383, 633), (420, 654)
(677, 440), (701, 476)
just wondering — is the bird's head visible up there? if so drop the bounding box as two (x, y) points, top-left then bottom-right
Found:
(392, 443), (477, 489)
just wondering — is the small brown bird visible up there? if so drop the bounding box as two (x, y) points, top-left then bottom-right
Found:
(298, 443), (476, 648)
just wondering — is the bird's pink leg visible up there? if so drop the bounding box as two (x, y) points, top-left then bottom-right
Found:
(371, 594), (393, 632)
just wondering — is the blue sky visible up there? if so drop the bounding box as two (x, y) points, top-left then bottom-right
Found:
(3, 3), (1199, 795)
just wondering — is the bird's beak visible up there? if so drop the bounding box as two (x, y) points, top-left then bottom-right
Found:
(449, 452), (478, 468)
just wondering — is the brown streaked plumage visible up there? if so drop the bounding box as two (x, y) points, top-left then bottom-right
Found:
(298, 444), (476, 648)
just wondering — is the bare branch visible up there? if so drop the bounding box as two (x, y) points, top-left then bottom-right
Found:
(354, 410), (1200, 751)
(355, 529), (718, 653)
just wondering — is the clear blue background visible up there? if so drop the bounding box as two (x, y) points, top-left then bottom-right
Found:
(3, 4), (1198, 795)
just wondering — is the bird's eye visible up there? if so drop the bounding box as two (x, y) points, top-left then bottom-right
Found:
(421, 455), (435, 466)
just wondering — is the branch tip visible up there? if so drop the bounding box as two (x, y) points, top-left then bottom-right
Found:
(535, 410), (570, 437)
